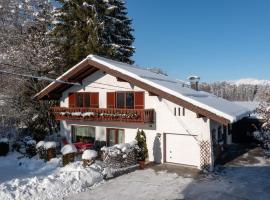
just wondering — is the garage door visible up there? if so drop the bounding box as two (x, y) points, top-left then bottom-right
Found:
(165, 133), (200, 167)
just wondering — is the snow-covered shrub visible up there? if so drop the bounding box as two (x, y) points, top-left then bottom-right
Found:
(36, 141), (46, 160)
(0, 138), (9, 156)
(44, 141), (57, 161)
(23, 136), (33, 144)
(82, 150), (97, 167)
(253, 99), (270, 158)
(25, 139), (37, 157)
(61, 144), (77, 166)
(253, 131), (264, 142)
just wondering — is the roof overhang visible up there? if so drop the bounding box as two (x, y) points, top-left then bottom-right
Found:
(35, 55), (249, 125)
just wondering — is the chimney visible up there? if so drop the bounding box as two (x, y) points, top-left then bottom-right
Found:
(188, 76), (200, 91)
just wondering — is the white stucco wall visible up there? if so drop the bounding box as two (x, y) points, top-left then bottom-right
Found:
(58, 70), (222, 168)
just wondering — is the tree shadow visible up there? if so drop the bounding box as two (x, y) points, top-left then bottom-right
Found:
(216, 143), (259, 165)
(181, 165), (270, 200)
(153, 136), (162, 164)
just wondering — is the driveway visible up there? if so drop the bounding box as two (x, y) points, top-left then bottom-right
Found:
(67, 146), (270, 200)
(65, 164), (197, 200)
(184, 146), (270, 200)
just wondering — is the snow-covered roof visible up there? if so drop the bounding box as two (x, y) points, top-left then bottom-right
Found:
(35, 54), (251, 124)
(89, 55), (251, 123)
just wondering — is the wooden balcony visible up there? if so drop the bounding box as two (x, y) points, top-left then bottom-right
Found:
(51, 107), (155, 124)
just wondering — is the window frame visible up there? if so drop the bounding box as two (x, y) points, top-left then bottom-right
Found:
(115, 91), (141, 109)
(72, 92), (99, 108)
(106, 128), (125, 146)
(71, 125), (96, 143)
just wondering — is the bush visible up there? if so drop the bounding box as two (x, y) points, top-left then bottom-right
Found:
(0, 142), (9, 156)
(26, 140), (37, 157)
(135, 130), (148, 161)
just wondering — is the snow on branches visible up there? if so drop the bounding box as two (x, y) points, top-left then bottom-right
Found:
(253, 97), (270, 157)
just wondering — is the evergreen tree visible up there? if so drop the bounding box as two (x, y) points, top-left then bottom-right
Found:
(135, 129), (148, 161)
(103, 0), (135, 64)
(52, 0), (135, 71)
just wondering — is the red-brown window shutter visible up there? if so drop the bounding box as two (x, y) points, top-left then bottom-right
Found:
(90, 93), (99, 108)
(107, 92), (115, 108)
(134, 92), (144, 109)
(68, 93), (75, 107)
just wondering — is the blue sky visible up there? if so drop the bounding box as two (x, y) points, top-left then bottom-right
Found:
(125, 0), (270, 82)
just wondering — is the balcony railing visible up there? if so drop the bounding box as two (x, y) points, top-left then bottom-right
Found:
(51, 107), (154, 124)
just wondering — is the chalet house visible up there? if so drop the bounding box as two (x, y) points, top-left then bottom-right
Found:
(35, 55), (251, 170)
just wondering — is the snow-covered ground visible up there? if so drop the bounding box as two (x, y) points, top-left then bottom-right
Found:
(1, 148), (270, 200)
(0, 152), (103, 200)
(66, 168), (193, 200)
(184, 166), (270, 200)
(67, 146), (270, 200)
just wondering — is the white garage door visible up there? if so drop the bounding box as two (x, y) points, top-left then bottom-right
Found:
(166, 133), (200, 167)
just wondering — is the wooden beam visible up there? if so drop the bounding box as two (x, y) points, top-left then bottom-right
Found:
(116, 77), (128, 82)
(197, 113), (206, 118)
(149, 91), (158, 96)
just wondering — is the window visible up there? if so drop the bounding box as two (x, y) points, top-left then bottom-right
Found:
(69, 92), (99, 108)
(116, 92), (125, 108)
(174, 107), (184, 116)
(126, 92), (134, 109)
(108, 91), (144, 109)
(107, 129), (125, 146)
(84, 94), (90, 107)
(212, 128), (217, 144)
(228, 124), (232, 135)
(76, 93), (84, 107)
(223, 125), (227, 145)
(218, 126), (222, 142)
(72, 126), (95, 143)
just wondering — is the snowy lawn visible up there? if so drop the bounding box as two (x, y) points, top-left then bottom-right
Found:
(0, 152), (103, 200)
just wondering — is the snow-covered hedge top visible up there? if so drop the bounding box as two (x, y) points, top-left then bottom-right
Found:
(101, 140), (138, 157)
(26, 140), (36, 146)
(0, 138), (8, 143)
(115, 140), (137, 153)
(82, 150), (97, 160)
(36, 141), (45, 149)
(61, 144), (77, 155)
(44, 141), (57, 150)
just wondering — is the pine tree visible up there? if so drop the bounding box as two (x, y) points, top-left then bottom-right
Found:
(102, 0), (135, 64)
(52, 0), (135, 71)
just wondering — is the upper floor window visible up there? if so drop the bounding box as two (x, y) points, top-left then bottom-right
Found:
(107, 91), (144, 109)
(68, 92), (99, 108)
